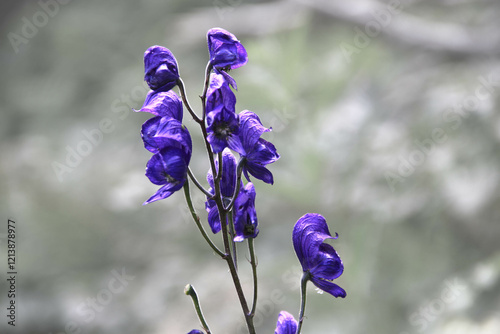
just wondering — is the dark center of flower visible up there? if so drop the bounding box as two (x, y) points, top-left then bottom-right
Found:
(215, 122), (232, 138)
(243, 224), (255, 236)
(162, 172), (178, 184)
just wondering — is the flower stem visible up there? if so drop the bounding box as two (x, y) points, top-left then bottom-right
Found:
(297, 271), (311, 334)
(187, 167), (212, 197)
(184, 284), (212, 334)
(200, 62), (213, 121)
(248, 238), (258, 317)
(228, 210), (238, 271)
(177, 77), (202, 123)
(218, 196), (255, 334)
(190, 61), (254, 334)
(183, 181), (224, 258)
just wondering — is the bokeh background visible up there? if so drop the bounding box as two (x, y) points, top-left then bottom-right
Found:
(1, 0), (500, 333)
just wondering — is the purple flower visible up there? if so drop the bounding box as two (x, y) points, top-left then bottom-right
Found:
(233, 182), (258, 242)
(205, 149), (238, 234)
(274, 311), (298, 334)
(207, 28), (248, 70)
(187, 331), (203, 334)
(293, 213), (346, 298)
(144, 45), (179, 92)
(144, 147), (190, 204)
(136, 91), (183, 122)
(238, 110), (279, 184)
(141, 116), (192, 158)
(206, 72), (236, 114)
(206, 105), (243, 154)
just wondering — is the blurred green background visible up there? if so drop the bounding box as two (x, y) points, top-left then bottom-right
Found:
(1, 0), (500, 333)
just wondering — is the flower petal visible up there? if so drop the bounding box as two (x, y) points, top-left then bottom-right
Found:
(206, 72), (236, 114)
(207, 28), (248, 69)
(244, 161), (274, 185)
(233, 182), (258, 242)
(274, 311), (298, 334)
(292, 213), (336, 272)
(144, 45), (179, 92)
(310, 243), (344, 281)
(238, 110), (270, 154)
(141, 117), (192, 160)
(135, 91), (183, 122)
(310, 277), (346, 298)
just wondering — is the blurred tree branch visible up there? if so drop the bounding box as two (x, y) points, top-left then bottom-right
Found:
(294, 0), (500, 57)
(172, 0), (500, 57)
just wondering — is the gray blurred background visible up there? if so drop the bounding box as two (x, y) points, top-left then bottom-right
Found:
(1, 0), (500, 333)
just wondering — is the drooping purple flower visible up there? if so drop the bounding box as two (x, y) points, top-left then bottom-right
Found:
(144, 45), (179, 92)
(292, 213), (346, 298)
(136, 90), (183, 122)
(207, 28), (248, 70)
(206, 72), (236, 114)
(141, 116), (192, 158)
(206, 105), (243, 154)
(187, 330), (204, 334)
(238, 110), (279, 184)
(144, 147), (190, 204)
(233, 182), (258, 242)
(274, 311), (298, 334)
(205, 149), (238, 234)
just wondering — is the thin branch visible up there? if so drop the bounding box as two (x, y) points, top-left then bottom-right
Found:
(177, 77), (202, 123)
(183, 181), (224, 258)
(188, 167), (212, 198)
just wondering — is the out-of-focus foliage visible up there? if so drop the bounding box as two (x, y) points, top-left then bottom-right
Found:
(1, 0), (500, 333)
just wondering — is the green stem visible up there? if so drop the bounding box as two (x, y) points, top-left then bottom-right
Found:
(187, 167), (212, 198)
(185, 284), (212, 334)
(200, 62), (213, 121)
(217, 191), (255, 333)
(183, 181), (224, 258)
(249, 238), (258, 317)
(297, 272), (311, 334)
(228, 210), (238, 271)
(177, 77), (202, 124)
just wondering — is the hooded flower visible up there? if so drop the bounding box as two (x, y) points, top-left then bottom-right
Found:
(144, 45), (179, 92)
(238, 110), (279, 184)
(233, 182), (258, 242)
(207, 28), (248, 70)
(144, 146), (190, 204)
(274, 311), (298, 334)
(136, 90), (183, 122)
(187, 331), (203, 334)
(141, 116), (192, 158)
(206, 105), (243, 154)
(206, 72), (237, 114)
(205, 149), (239, 234)
(292, 213), (346, 298)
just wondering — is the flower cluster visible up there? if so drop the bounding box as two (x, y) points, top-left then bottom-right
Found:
(136, 28), (345, 334)
(138, 50), (192, 204)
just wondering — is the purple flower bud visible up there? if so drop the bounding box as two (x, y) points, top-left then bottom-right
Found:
(233, 182), (258, 242)
(292, 213), (346, 298)
(205, 149), (239, 234)
(207, 28), (248, 70)
(274, 311), (298, 334)
(144, 45), (179, 92)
